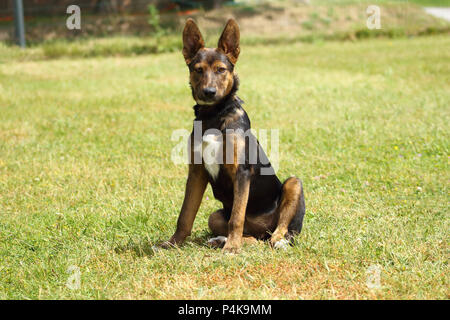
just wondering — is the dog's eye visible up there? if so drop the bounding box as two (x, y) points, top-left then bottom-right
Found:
(195, 68), (203, 74)
(217, 67), (226, 73)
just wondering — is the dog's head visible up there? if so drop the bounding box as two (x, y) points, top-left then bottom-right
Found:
(182, 18), (240, 106)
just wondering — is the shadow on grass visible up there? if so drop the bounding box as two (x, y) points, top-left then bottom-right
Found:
(114, 232), (213, 257)
(114, 239), (157, 257)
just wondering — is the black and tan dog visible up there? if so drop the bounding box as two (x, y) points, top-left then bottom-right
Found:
(161, 19), (305, 253)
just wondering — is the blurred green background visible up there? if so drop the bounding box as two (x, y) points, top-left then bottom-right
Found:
(1, 0), (449, 59)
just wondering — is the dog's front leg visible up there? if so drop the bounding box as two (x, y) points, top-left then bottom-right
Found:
(223, 170), (250, 253)
(164, 164), (208, 247)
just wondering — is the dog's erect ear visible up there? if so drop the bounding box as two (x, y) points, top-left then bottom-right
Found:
(217, 19), (240, 65)
(182, 19), (205, 65)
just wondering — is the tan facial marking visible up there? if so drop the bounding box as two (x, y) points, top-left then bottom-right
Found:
(212, 61), (228, 72)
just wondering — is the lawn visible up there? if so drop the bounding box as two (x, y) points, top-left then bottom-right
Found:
(0, 35), (448, 299)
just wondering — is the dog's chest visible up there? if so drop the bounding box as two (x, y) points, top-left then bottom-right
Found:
(195, 134), (222, 181)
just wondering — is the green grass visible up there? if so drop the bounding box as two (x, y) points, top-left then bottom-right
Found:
(0, 35), (449, 299)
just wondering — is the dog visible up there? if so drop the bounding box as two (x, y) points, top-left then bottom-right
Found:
(161, 18), (305, 253)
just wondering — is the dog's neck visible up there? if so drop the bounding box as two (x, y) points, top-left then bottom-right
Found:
(193, 75), (242, 120)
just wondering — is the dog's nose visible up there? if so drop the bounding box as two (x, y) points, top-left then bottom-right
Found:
(203, 87), (216, 98)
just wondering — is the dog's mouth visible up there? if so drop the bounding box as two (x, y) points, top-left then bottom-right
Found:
(196, 98), (217, 106)
(195, 94), (219, 106)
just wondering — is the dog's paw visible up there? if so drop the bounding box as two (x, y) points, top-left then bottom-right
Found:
(272, 239), (289, 250)
(157, 241), (176, 250)
(207, 236), (227, 248)
(222, 246), (240, 255)
(222, 241), (241, 254)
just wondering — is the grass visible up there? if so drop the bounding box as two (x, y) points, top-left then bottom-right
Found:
(0, 35), (449, 299)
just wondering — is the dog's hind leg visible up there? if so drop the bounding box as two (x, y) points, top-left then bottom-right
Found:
(208, 209), (228, 236)
(270, 177), (305, 249)
(207, 209), (229, 248)
(207, 209), (258, 248)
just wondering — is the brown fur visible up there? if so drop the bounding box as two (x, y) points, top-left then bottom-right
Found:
(217, 19), (240, 65)
(188, 48), (236, 105)
(270, 177), (302, 245)
(182, 19), (205, 64)
(220, 108), (244, 130)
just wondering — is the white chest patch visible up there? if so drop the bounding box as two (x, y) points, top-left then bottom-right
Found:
(205, 162), (220, 181)
(199, 134), (222, 181)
